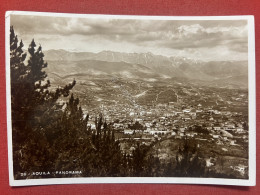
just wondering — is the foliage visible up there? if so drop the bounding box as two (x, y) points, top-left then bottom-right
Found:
(128, 121), (146, 130)
(193, 125), (210, 135)
(10, 26), (75, 177)
(174, 138), (206, 177)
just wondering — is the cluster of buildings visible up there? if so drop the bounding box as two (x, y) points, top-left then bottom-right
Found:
(81, 84), (248, 145)
(78, 83), (249, 178)
(84, 97), (248, 146)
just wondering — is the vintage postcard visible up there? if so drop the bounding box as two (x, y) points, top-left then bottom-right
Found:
(5, 11), (256, 186)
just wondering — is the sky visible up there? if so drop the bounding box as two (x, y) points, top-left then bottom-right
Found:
(10, 15), (248, 61)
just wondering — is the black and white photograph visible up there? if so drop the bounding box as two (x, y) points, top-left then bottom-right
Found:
(5, 12), (256, 186)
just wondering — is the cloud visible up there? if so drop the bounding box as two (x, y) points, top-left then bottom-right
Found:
(10, 14), (248, 61)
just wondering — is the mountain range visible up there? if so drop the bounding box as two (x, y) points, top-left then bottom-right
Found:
(43, 49), (248, 88)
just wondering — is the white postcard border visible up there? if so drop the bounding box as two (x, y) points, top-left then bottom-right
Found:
(5, 11), (256, 187)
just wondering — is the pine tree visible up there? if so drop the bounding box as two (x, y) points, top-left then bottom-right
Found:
(10, 26), (28, 145)
(10, 27), (76, 178)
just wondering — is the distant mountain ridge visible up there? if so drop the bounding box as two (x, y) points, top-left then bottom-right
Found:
(44, 49), (248, 88)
